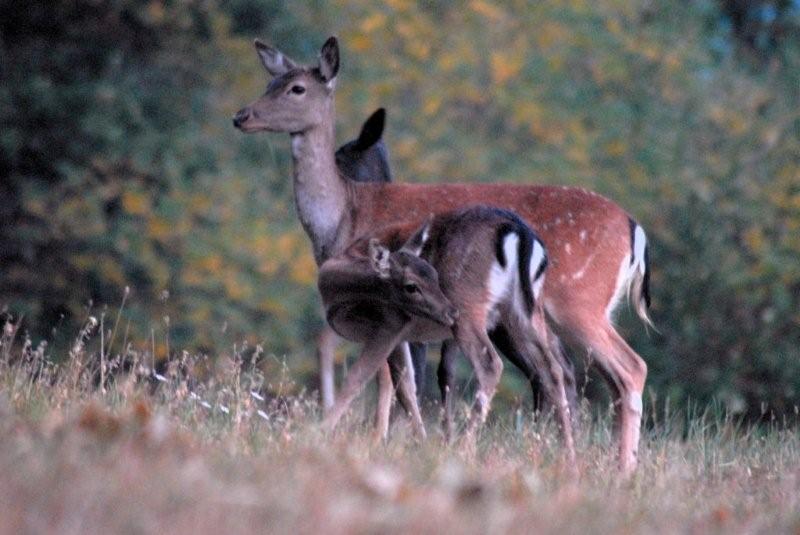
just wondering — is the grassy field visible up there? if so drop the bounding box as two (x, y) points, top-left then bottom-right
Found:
(1, 319), (799, 534)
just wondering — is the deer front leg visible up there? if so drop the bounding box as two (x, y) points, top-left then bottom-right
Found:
(373, 362), (393, 443)
(317, 324), (339, 412)
(322, 326), (409, 433)
(548, 333), (579, 425)
(388, 342), (427, 440)
(437, 339), (459, 442)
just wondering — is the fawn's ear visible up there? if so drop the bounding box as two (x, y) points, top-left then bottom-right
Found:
(368, 238), (391, 279)
(354, 108), (386, 150)
(319, 36), (340, 84)
(254, 39), (297, 77)
(401, 215), (433, 257)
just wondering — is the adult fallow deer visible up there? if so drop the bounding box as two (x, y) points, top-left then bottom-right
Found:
(234, 36), (652, 474)
(316, 108), (429, 413)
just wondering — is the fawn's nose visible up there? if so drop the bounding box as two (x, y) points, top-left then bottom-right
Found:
(445, 306), (459, 326)
(232, 108), (250, 128)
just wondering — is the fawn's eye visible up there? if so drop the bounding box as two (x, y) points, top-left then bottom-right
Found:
(403, 282), (419, 294)
(290, 85), (306, 95)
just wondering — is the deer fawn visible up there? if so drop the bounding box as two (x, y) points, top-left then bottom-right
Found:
(319, 207), (576, 462)
(317, 227), (455, 440)
(234, 36), (652, 473)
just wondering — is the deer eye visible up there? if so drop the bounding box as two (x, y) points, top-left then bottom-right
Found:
(290, 85), (306, 95)
(403, 282), (419, 295)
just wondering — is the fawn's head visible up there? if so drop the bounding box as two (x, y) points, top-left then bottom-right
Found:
(368, 220), (458, 327)
(335, 108), (392, 183)
(233, 37), (339, 134)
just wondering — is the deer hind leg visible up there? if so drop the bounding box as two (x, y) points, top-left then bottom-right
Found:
(454, 321), (504, 438)
(562, 316), (647, 475)
(489, 325), (546, 413)
(529, 312), (576, 463)
(501, 312), (576, 464)
(322, 327), (408, 433)
(408, 342), (428, 396)
(489, 325), (579, 422)
(317, 324), (339, 412)
(373, 362), (393, 443)
(437, 339), (459, 442)
(548, 334), (579, 421)
(387, 342), (427, 439)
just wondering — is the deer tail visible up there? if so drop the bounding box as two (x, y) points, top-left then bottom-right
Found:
(628, 218), (655, 330)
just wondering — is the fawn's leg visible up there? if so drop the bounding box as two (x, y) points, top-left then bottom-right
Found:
(373, 362), (393, 443)
(323, 325), (410, 432)
(387, 342), (427, 439)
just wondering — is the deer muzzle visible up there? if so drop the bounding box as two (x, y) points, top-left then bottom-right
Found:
(232, 108), (251, 129)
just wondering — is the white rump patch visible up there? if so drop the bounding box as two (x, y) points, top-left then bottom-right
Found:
(486, 232), (518, 328)
(530, 239), (546, 299)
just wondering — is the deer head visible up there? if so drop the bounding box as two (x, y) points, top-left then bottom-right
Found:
(233, 37), (340, 134)
(366, 220), (457, 327)
(335, 108), (392, 183)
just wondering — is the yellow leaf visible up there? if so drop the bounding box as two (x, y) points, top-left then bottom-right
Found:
(360, 12), (387, 33)
(406, 40), (430, 61)
(743, 227), (764, 253)
(147, 217), (171, 241)
(122, 191), (148, 216)
(290, 252), (317, 286)
(470, 0), (505, 21)
(423, 95), (441, 116)
(605, 139), (627, 157)
(350, 34), (372, 52)
(606, 18), (622, 36)
(491, 52), (523, 85)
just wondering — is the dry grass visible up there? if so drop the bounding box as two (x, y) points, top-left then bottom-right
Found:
(1, 317), (799, 534)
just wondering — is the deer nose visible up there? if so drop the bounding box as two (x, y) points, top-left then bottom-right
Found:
(445, 306), (459, 326)
(232, 108), (250, 128)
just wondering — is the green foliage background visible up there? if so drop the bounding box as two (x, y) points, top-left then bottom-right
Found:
(2, 0), (799, 418)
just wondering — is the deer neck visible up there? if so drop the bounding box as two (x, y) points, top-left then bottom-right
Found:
(290, 115), (351, 265)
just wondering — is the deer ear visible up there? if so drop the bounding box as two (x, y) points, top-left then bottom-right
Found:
(354, 108), (386, 150)
(255, 39), (297, 76)
(319, 36), (340, 83)
(368, 238), (391, 279)
(401, 215), (433, 257)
